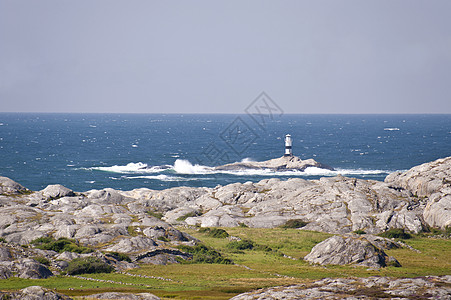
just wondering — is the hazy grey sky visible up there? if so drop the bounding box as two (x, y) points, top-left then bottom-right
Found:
(1, 1), (450, 113)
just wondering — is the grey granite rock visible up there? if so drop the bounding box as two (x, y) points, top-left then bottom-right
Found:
(0, 176), (30, 195)
(230, 276), (451, 300)
(304, 235), (400, 268)
(85, 292), (160, 299)
(16, 259), (53, 279)
(385, 156), (451, 229)
(1, 285), (72, 300)
(41, 185), (75, 199)
(215, 155), (334, 171)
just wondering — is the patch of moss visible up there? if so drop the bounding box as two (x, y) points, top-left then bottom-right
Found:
(31, 237), (93, 254)
(177, 211), (200, 221)
(198, 228), (229, 238)
(353, 230), (366, 235)
(146, 210), (164, 220)
(279, 219), (309, 229)
(105, 252), (132, 263)
(379, 228), (412, 239)
(32, 256), (51, 266)
(66, 257), (114, 275)
(177, 244), (232, 264)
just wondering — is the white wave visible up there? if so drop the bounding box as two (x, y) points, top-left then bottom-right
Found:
(91, 162), (150, 173)
(384, 128), (400, 131)
(241, 157), (255, 163)
(173, 159), (213, 174)
(219, 167), (392, 177)
(125, 175), (212, 182)
(131, 144), (138, 148)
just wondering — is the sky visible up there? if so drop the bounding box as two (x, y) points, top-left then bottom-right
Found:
(1, 1), (451, 114)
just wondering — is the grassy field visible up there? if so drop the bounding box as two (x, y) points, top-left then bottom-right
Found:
(1, 228), (450, 299)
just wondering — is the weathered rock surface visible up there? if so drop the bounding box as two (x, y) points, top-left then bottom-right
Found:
(215, 155), (334, 171)
(41, 184), (76, 199)
(0, 176), (30, 195)
(386, 156), (451, 229)
(230, 276), (451, 300)
(84, 292), (160, 299)
(0, 285), (72, 300)
(0, 156), (449, 282)
(304, 234), (401, 268)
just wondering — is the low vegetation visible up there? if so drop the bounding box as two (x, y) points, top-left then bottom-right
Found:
(1, 228), (449, 300)
(279, 219), (308, 229)
(176, 211), (200, 221)
(177, 244), (232, 264)
(65, 257), (114, 275)
(32, 256), (50, 266)
(198, 227), (229, 238)
(104, 252), (132, 263)
(31, 237), (94, 254)
(379, 228), (412, 239)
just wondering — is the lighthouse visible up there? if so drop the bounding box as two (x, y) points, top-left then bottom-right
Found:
(284, 134), (292, 156)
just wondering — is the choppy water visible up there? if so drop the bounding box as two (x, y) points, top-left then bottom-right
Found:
(0, 113), (450, 191)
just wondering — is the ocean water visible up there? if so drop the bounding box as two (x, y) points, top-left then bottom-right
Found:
(0, 113), (450, 192)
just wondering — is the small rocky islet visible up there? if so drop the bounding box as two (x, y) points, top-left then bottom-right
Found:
(1, 156), (450, 299)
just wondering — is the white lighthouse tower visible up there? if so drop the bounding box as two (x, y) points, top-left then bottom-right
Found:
(284, 134), (292, 156)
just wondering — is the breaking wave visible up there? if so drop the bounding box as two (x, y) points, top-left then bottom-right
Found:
(87, 159), (394, 180)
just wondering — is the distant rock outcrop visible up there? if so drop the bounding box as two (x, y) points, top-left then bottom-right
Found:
(304, 234), (401, 268)
(215, 155), (334, 171)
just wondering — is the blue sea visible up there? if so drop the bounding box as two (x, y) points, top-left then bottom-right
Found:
(0, 113), (450, 192)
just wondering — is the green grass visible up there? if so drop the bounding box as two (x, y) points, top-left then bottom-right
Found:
(2, 228), (450, 299)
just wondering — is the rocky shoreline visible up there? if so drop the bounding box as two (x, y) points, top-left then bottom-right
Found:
(214, 155), (335, 171)
(1, 156), (450, 299)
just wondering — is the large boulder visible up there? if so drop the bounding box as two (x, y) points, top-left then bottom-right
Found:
(304, 235), (400, 268)
(15, 259), (53, 279)
(41, 184), (75, 199)
(0, 176), (30, 195)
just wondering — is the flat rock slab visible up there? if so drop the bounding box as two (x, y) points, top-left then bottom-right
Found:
(230, 276), (451, 300)
(86, 292), (160, 299)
